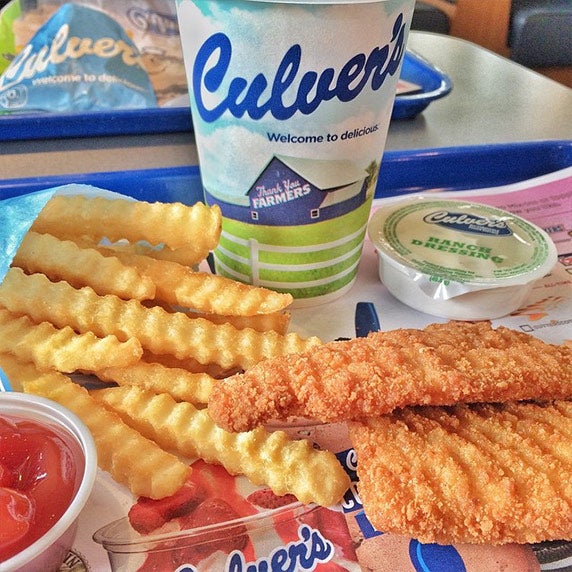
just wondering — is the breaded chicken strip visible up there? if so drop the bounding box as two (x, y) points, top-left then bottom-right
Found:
(208, 321), (572, 432)
(348, 400), (572, 545)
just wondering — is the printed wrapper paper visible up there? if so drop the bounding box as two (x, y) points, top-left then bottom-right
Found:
(0, 184), (124, 285)
(0, 189), (56, 279)
(0, 169), (571, 571)
(0, 0), (187, 109)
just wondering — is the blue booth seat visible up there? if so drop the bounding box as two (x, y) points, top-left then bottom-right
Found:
(412, 0), (572, 87)
(509, 0), (572, 68)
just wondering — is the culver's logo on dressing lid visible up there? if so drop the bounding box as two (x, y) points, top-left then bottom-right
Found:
(423, 211), (514, 236)
(176, 0), (415, 305)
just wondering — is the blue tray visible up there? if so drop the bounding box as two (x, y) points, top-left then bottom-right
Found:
(1, 140), (569, 203)
(0, 52), (450, 142)
(0, 106), (193, 142)
(392, 50), (452, 120)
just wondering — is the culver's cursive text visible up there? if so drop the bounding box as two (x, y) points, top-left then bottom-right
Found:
(192, 13), (407, 122)
(0, 23), (142, 92)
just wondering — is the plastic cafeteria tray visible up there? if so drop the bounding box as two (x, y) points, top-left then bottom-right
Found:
(0, 51), (450, 142)
(392, 50), (452, 120)
(0, 140), (570, 203)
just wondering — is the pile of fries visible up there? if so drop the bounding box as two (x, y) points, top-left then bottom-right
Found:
(0, 193), (350, 507)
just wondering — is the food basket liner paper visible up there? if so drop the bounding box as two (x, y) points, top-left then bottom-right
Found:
(0, 169), (571, 571)
(0, 184), (126, 283)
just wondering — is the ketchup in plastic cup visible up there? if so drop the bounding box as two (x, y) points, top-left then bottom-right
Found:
(176, 0), (415, 306)
(0, 393), (97, 572)
(0, 416), (82, 561)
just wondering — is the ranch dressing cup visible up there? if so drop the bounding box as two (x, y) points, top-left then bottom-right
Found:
(176, 0), (415, 305)
(368, 197), (558, 320)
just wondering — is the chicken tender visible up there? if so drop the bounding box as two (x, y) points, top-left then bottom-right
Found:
(208, 321), (572, 432)
(348, 400), (572, 545)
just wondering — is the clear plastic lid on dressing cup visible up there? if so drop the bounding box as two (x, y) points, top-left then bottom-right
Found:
(367, 196), (558, 320)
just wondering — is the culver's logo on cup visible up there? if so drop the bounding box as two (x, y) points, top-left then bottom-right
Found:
(177, 0), (414, 305)
(191, 21), (406, 122)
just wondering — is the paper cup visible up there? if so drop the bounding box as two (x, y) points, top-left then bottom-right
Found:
(176, 0), (415, 305)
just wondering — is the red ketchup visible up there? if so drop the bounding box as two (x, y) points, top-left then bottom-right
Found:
(0, 415), (82, 562)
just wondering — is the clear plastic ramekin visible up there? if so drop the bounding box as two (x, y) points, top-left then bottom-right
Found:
(0, 392), (97, 572)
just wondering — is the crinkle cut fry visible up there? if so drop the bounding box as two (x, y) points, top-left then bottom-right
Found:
(31, 194), (222, 255)
(112, 241), (207, 268)
(207, 320), (572, 432)
(12, 231), (155, 301)
(97, 245), (293, 316)
(94, 360), (216, 405)
(190, 310), (291, 335)
(141, 350), (240, 379)
(0, 307), (142, 372)
(0, 268), (321, 370)
(92, 385), (350, 507)
(0, 353), (190, 499)
(348, 401), (572, 545)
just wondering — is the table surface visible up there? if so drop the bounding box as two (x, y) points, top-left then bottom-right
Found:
(0, 31), (571, 182)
